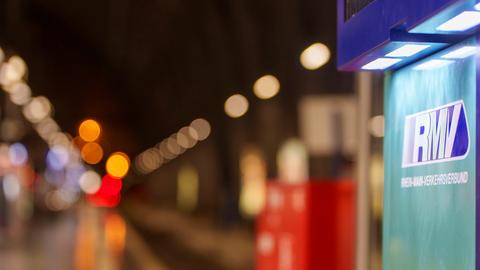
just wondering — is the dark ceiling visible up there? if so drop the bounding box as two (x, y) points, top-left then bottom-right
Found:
(0, 0), (352, 156)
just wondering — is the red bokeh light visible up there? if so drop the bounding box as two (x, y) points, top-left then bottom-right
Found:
(87, 174), (122, 208)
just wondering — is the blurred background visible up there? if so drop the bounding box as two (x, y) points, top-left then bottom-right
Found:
(0, 0), (385, 269)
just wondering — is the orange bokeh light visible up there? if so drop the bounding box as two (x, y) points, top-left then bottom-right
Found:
(79, 119), (101, 142)
(81, 142), (104, 165)
(72, 136), (86, 149)
(106, 152), (130, 179)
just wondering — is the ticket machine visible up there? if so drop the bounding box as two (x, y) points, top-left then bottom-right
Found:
(338, 0), (480, 269)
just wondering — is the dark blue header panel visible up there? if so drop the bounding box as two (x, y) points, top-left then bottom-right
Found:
(337, 0), (479, 71)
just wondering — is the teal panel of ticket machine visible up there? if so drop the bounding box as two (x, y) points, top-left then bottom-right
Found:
(384, 40), (476, 269)
(338, 0), (480, 269)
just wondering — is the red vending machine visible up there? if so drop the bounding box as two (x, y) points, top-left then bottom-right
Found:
(256, 180), (355, 270)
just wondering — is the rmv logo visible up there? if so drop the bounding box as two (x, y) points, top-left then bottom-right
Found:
(402, 101), (469, 168)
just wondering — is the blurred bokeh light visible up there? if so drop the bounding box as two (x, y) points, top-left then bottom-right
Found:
(81, 142), (104, 165)
(23, 96), (52, 123)
(7, 81), (32, 105)
(87, 174), (122, 208)
(224, 94), (249, 118)
(9, 143), (28, 166)
(369, 115), (385, 138)
(277, 138), (309, 183)
(8, 56), (27, 80)
(3, 174), (21, 202)
(0, 55), (27, 85)
(47, 146), (70, 171)
(300, 42), (331, 70)
(190, 118), (210, 141)
(78, 119), (101, 142)
(106, 152), (130, 179)
(177, 165), (199, 212)
(239, 148), (267, 217)
(79, 170), (102, 194)
(253, 75), (280, 100)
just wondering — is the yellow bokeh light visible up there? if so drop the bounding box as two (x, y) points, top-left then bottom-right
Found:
(0, 56), (27, 85)
(79, 119), (101, 142)
(9, 56), (27, 80)
(300, 43), (331, 70)
(253, 75), (280, 100)
(177, 166), (199, 212)
(224, 94), (249, 118)
(81, 142), (104, 165)
(106, 152), (130, 178)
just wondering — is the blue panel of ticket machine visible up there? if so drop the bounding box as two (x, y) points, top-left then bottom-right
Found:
(338, 0), (480, 71)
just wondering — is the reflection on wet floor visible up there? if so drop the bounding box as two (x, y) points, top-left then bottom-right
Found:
(0, 205), (168, 270)
(0, 210), (77, 269)
(124, 201), (254, 270)
(0, 199), (255, 270)
(74, 206), (127, 270)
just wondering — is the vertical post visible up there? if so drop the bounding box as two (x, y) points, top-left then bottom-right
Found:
(356, 72), (371, 270)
